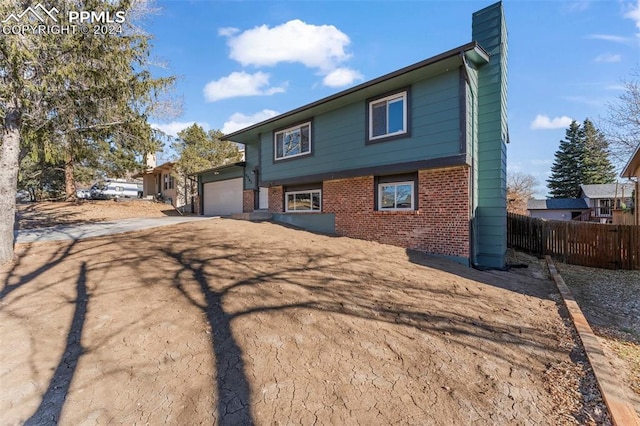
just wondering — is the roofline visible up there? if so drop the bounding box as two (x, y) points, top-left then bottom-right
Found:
(621, 143), (640, 178)
(222, 41), (488, 140)
(132, 161), (175, 178)
(189, 161), (246, 177)
(579, 182), (635, 198)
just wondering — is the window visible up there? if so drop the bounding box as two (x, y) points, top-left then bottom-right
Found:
(598, 199), (612, 216)
(275, 122), (311, 160)
(378, 181), (414, 211)
(369, 91), (407, 141)
(285, 190), (321, 212)
(164, 174), (174, 190)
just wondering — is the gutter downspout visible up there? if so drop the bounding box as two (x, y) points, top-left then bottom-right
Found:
(461, 52), (477, 267)
(253, 166), (260, 211)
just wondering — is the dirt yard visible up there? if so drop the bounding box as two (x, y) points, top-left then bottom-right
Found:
(1, 209), (612, 425)
(15, 200), (180, 230)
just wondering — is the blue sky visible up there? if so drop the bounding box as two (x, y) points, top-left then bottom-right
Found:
(145, 0), (640, 197)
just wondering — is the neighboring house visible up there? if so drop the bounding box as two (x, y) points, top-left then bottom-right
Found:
(579, 183), (634, 223)
(527, 199), (590, 221)
(134, 154), (183, 207)
(527, 183), (634, 223)
(195, 2), (508, 268)
(621, 144), (640, 225)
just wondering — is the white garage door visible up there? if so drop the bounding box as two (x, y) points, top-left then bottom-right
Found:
(203, 178), (243, 216)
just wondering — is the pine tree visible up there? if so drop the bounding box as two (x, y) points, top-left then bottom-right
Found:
(547, 119), (616, 198)
(581, 119), (616, 185)
(0, 0), (176, 264)
(173, 125), (243, 176)
(547, 121), (584, 198)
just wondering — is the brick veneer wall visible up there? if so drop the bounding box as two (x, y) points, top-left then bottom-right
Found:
(243, 190), (254, 213)
(268, 186), (284, 213)
(322, 166), (470, 259)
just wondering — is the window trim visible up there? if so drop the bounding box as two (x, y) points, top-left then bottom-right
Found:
(274, 121), (312, 161)
(377, 180), (415, 211)
(367, 89), (410, 143)
(285, 189), (322, 213)
(163, 173), (175, 190)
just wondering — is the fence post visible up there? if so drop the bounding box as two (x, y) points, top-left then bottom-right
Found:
(542, 220), (548, 257)
(563, 221), (569, 263)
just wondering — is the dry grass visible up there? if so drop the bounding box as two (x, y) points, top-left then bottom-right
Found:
(550, 260), (640, 416)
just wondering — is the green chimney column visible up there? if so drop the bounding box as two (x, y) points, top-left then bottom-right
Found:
(472, 2), (508, 268)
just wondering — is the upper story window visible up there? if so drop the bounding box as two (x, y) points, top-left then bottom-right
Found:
(368, 91), (408, 142)
(275, 122), (311, 161)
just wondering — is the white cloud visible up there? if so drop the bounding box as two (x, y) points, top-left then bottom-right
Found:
(562, 95), (607, 107)
(624, 0), (640, 30)
(151, 121), (210, 137)
(605, 84), (625, 91)
(587, 34), (631, 43)
(218, 27), (239, 37)
(222, 19), (352, 73)
(530, 114), (573, 130)
(322, 67), (364, 87)
(562, 0), (590, 13)
(203, 71), (286, 102)
(594, 53), (622, 62)
(221, 109), (280, 135)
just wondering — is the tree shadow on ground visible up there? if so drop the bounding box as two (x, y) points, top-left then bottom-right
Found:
(1, 220), (599, 425)
(1, 240), (77, 302)
(24, 262), (88, 426)
(164, 249), (254, 426)
(15, 202), (90, 230)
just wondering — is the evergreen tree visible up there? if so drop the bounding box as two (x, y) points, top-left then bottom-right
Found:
(0, 0), (177, 264)
(547, 119), (616, 198)
(581, 119), (616, 185)
(173, 125), (243, 176)
(547, 121), (584, 198)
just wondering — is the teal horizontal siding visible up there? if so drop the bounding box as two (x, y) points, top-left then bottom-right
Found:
(261, 69), (462, 183)
(245, 142), (260, 188)
(473, 1), (508, 268)
(201, 166), (244, 184)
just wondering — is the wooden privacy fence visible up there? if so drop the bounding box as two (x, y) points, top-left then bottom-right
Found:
(507, 213), (640, 270)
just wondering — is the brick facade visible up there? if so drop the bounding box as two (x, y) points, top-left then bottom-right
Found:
(322, 166), (470, 259)
(269, 186), (284, 213)
(243, 190), (254, 213)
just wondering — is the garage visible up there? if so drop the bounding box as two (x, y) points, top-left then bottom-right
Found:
(203, 178), (243, 216)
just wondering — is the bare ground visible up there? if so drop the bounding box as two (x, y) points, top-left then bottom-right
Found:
(554, 261), (640, 417)
(0, 203), (611, 424)
(15, 200), (181, 230)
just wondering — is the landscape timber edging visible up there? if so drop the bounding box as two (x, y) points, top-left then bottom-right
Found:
(545, 255), (640, 426)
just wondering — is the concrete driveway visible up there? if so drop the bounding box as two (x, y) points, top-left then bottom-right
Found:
(14, 216), (213, 243)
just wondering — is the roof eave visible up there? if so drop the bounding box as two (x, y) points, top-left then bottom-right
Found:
(189, 161), (246, 177)
(621, 144), (640, 178)
(222, 41), (488, 142)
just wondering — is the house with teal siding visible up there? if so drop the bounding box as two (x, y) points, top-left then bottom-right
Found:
(195, 2), (508, 268)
